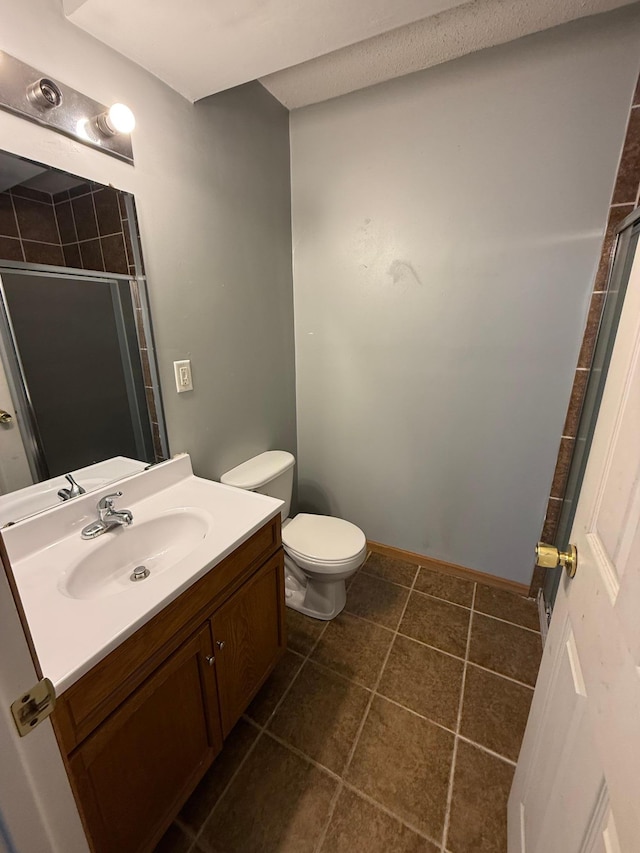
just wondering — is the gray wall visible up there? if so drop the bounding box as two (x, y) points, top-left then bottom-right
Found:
(0, 0), (296, 483)
(290, 10), (640, 585)
(160, 83), (297, 478)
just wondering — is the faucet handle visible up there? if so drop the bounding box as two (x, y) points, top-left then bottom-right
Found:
(65, 474), (86, 496)
(58, 473), (86, 501)
(98, 491), (123, 511)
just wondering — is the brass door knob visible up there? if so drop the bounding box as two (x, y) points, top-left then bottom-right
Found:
(536, 542), (577, 579)
(0, 409), (12, 424)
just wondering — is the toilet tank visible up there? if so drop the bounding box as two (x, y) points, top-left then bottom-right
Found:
(220, 451), (295, 520)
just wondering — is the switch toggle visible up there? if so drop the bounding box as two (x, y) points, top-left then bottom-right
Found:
(173, 359), (193, 393)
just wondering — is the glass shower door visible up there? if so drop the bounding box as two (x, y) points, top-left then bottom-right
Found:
(0, 267), (154, 481)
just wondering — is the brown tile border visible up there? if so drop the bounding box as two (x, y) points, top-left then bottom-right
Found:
(612, 106), (640, 205)
(593, 204), (634, 292)
(561, 367), (589, 438)
(534, 73), (640, 597)
(577, 291), (606, 369)
(550, 436), (575, 498)
(541, 497), (562, 543)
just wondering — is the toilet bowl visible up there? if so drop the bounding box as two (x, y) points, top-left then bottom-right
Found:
(220, 451), (366, 620)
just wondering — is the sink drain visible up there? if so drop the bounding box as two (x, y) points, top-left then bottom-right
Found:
(130, 565), (150, 582)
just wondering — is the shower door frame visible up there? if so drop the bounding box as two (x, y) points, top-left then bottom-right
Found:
(0, 260), (166, 483)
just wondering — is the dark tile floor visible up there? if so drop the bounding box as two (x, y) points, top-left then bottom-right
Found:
(156, 552), (543, 853)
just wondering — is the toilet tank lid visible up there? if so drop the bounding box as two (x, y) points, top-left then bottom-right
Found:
(220, 450), (295, 490)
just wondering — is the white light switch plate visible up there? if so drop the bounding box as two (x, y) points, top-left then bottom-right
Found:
(173, 359), (193, 393)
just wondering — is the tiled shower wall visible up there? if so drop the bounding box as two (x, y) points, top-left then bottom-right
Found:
(0, 182), (134, 274)
(532, 74), (640, 594)
(0, 182), (164, 461)
(52, 182), (133, 275)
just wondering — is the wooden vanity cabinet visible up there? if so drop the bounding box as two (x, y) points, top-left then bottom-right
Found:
(67, 623), (223, 853)
(51, 516), (285, 853)
(213, 553), (282, 737)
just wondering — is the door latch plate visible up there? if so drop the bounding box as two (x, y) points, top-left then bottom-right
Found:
(11, 677), (56, 736)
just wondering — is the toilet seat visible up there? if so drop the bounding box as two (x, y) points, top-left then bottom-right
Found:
(282, 513), (366, 574)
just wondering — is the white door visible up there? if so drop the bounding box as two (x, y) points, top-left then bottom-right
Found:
(508, 244), (640, 851)
(0, 551), (89, 853)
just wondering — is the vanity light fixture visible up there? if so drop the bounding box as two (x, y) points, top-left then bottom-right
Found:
(26, 77), (63, 110)
(0, 50), (135, 164)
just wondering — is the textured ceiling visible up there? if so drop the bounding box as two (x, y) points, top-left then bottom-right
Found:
(63, 0), (467, 102)
(260, 0), (640, 108)
(65, 0), (640, 108)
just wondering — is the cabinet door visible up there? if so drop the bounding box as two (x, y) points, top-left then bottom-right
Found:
(69, 622), (223, 853)
(212, 550), (285, 736)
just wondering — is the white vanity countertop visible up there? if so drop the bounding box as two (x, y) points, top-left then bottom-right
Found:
(0, 456), (148, 527)
(2, 455), (282, 694)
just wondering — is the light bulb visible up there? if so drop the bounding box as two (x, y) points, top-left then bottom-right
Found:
(95, 103), (136, 137)
(107, 103), (135, 134)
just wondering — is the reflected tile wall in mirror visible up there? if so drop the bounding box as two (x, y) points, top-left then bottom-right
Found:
(0, 181), (134, 275)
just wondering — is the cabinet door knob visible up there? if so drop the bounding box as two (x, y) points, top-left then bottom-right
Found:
(216, 641), (226, 650)
(205, 655), (215, 666)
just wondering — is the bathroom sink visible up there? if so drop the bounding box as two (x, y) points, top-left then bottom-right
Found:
(58, 508), (211, 600)
(4, 453), (284, 692)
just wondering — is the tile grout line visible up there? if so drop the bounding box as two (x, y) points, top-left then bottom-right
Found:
(357, 569), (539, 632)
(52, 193), (63, 250)
(464, 660), (536, 691)
(259, 727), (443, 848)
(348, 598), (537, 646)
(341, 778), (444, 847)
(8, 190), (55, 206)
(90, 192), (107, 272)
(300, 651), (530, 761)
(456, 734), (517, 768)
(186, 614), (332, 853)
(67, 193), (80, 246)
(262, 728), (342, 782)
(473, 610), (541, 635)
(312, 563), (422, 853)
(182, 565), (531, 852)
(441, 581), (477, 852)
(343, 607), (539, 681)
(362, 561), (538, 603)
(259, 655), (521, 771)
(8, 193), (26, 262)
(182, 718), (264, 853)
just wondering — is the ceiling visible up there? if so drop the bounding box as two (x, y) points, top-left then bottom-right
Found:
(63, 0), (467, 102)
(0, 152), (45, 193)
(0, 152), (87, 194)
(64, 0), (639, 109)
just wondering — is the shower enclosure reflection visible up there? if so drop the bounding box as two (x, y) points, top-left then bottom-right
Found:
(1, 268), (153, 474)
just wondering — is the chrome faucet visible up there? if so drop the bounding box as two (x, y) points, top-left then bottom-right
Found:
(81, 491), (133, 540)
(58, 474), (86, 501)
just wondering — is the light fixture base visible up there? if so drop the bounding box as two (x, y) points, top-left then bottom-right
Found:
(0, 51), (134, 165)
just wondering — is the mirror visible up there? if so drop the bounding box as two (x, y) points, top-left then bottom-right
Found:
(0, 149), (168, 524)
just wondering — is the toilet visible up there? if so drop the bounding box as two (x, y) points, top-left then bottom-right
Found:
(220, 451), (366, 620)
